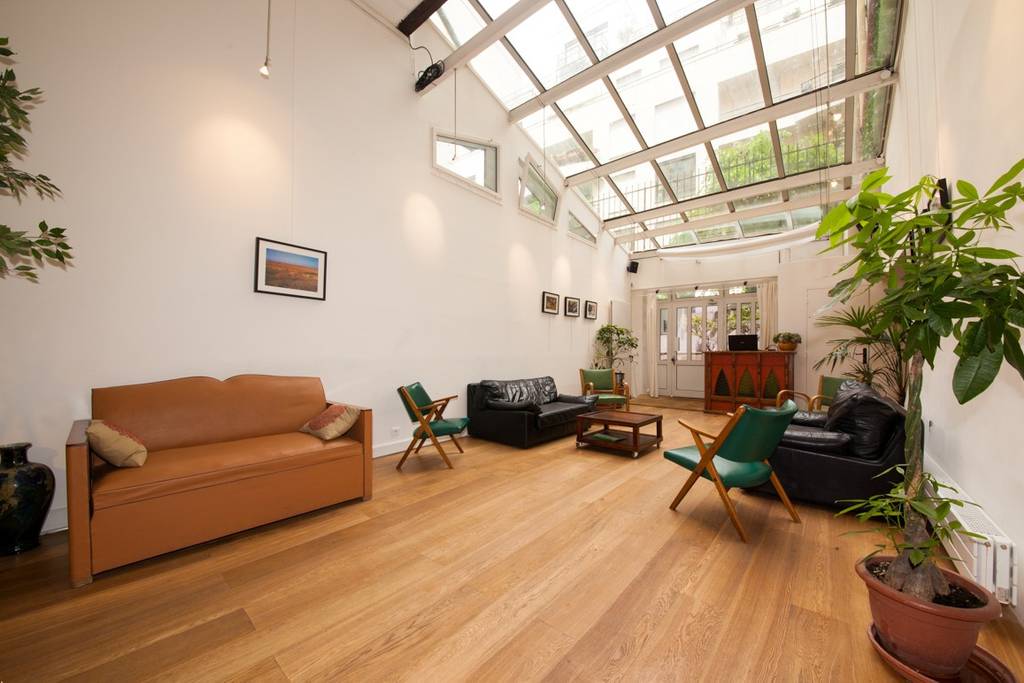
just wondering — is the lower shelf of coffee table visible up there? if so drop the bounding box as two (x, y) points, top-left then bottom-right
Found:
(577, 429), (661, 456)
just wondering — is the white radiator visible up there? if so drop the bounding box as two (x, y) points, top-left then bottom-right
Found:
(924, 457), (1017, 606)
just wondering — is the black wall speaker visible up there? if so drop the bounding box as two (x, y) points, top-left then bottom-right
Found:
(627, 260), (639, 274)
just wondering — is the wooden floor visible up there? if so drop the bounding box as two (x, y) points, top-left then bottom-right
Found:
(1, 407), (1022, 682)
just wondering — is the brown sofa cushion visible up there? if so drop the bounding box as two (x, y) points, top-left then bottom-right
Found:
(91, 432), (360, 509)
(86, 420), (148, 467)
(91, 375), (326, 451)
(301, 403), (361, 440)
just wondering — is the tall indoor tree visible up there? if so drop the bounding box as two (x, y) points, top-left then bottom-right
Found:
(0, 36), (71, 281)
(818, 160), (1024, 602)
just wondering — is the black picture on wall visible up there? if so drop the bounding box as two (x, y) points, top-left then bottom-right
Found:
(564, 297), (580, 317)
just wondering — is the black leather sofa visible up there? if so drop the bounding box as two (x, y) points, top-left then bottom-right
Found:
(467, 377), (598, 448)
(747, 381), (908, 507)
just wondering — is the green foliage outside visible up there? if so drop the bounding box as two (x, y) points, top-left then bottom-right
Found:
(0, 37), (71, 281)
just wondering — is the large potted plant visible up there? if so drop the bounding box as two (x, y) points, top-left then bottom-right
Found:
(818, 161), (1024, 678)
(0, 37), (72, 554)
(593, 324), (638, 386)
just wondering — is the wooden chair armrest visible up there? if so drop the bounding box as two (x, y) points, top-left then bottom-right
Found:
(776, 390), (811, 408)
(619, 381), (630, 396)
(676, 418), (718, 441)
(808, 394), (828, 412)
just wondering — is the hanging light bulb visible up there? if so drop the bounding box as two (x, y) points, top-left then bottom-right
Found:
(259, 0), (272, 79)
(830, 179), (839, 189)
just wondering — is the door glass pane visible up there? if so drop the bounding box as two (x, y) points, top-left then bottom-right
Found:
(676, 306), (688, 359)
(739, 302), (754, 334)
(726, 303), (738, 336)
(659, 308), (669, 360)
(691, 305), (704, 359)
(705, 304), (720, 351)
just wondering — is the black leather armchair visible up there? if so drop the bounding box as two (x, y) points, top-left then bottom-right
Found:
(468, 377), (597, 448)
(747, 381), (908, 507)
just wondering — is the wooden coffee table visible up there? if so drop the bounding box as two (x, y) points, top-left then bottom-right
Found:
(576, 410), (663, 458)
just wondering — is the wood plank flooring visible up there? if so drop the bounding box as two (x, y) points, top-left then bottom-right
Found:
(1, 407), (1021, 681)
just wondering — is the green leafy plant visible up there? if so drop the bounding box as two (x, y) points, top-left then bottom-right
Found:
(815, 305), (908, 403)
(594, 324), (638, 370)
(772, 331), (802, 344)
(818, 160), (1024, 602)
(1, 36), (71, 281)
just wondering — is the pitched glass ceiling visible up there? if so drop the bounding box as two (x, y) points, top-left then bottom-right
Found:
(428, 0), (903, 253)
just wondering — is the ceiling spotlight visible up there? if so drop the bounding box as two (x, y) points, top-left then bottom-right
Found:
(259, 0), (272, 79)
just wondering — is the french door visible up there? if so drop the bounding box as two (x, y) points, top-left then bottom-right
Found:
(655, 292), (760, 398)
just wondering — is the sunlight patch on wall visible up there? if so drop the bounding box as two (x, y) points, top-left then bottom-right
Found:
(402, 192), (445, 259)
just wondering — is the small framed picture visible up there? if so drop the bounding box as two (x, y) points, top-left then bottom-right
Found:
(584, 300), (598, 320)
(542, 291), (560, 315)
(254, 237), (327, 300)
(564, 297), (580, 317)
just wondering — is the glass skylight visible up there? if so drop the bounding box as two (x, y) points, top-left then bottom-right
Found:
(610, 51), (697, 145)
(470, 43), (539, 109)
(424, 0), (903, 253)
(757, 0), (846, 103)
(564, 0), (658, 60)
(556, 80), (642, 163)
(673, 9), (762, 125)
(506, 3), (589, 88)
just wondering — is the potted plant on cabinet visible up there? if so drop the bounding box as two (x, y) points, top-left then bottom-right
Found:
(772, 331), (802, 352)
(818, 160), (1024, 678)
(593, 324), (638, 387)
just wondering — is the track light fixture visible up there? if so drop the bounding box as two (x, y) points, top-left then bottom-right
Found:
(259, 0), (272, 79)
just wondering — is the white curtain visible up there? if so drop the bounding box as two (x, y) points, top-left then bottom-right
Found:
(758, 279), (779, 349)
(645, 293), (660, 397)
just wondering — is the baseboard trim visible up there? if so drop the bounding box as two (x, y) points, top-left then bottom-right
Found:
(373, 435), (462, 458)
(42, 506), (68, 536)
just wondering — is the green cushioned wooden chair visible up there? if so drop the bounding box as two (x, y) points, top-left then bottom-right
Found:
(664, 400), (799, 542)
(396, 383), (469, 471)
(775, 375), (844, 413)
(580, 368), (630, 410)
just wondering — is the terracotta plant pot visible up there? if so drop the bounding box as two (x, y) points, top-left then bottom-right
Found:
(856, 556), (1002, 678)
(777, 341), (797, 351)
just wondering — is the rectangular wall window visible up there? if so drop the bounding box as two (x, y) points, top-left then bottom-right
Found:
(520, 161), (558, 222)
(568, 212), (597, 245)
(434, 133), (498, 193)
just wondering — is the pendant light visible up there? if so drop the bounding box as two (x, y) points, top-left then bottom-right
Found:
(259, 0), (272, 78)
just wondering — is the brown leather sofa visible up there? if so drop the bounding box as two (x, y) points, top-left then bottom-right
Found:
(65, 374), (372, 586)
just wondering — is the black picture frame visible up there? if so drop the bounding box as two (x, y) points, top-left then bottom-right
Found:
(564, 296), (581, 317)
(584, 300), (598, 320)
(541, 291), (560, 314)
(254, 237), (328, 301)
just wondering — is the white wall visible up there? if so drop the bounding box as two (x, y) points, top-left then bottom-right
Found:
(0, 0), (630, 533)
(885, 0), (1024, 622)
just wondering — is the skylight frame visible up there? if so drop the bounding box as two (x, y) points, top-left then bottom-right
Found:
(421, 0), (905, 253)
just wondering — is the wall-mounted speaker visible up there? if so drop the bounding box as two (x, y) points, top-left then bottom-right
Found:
(626, 261), (639, 274)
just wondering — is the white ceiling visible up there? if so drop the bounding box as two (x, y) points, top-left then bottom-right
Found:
(355, 0), (424, 27)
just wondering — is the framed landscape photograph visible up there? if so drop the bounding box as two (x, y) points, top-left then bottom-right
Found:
(564, 296), (580, 317)
(584, 300), (598, 320)
(254, 237), (327, 300)
(542, 291), (560, 315)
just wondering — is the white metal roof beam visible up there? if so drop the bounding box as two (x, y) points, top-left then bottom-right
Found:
(745, 5), (789, 202)
(417, 0), (548, 95)
(605, 157), (881, 229)
(843, 0), (857, 189)
(616, 188), (857, 244)
(508, 0), (756, 122)
(567, 69), (895, 187)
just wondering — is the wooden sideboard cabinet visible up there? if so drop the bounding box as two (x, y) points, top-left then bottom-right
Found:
(703, 351), (795, 413)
